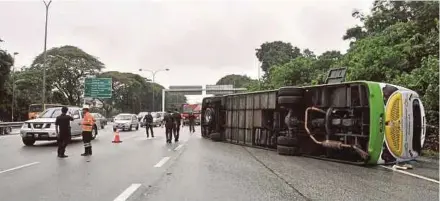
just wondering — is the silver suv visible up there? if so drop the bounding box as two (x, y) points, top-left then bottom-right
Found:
(113, 113), (139, 131)
(20, 107), (99, 146)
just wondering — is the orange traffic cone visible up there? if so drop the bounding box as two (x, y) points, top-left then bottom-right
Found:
(112, 129), (122, 143)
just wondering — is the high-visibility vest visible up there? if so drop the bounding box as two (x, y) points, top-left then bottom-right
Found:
(82, 112), (95, 131)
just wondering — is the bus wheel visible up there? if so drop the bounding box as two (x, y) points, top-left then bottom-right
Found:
(210, 132), (222, 142)
(277, 145), (301, 156)
(278, 96), (303, 105)
(277, 136), (298, 147)
(278, 87), (304, 97)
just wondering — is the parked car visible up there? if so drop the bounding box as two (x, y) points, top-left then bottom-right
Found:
(91, 113), (107, 129)
(0, 120), (12, 135)
(20, 107), (100, 146)
(113, 113), (139, 131)
(137, 112), (148, 122)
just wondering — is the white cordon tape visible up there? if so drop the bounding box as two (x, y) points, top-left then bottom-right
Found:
(380, 165), (440, 184)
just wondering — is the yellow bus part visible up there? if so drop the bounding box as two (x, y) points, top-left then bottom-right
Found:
(385, 92), (403, 157)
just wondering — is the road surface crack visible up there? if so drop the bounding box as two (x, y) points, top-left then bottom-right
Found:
(242, 146), (312, 201)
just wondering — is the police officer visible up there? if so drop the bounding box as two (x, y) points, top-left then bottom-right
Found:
(144, 112), (154, 138)
(172, 108), (182, 142)
(187, 111), (196, 133)
(55, 107), (73, 158)
(163, 110), (174, 143)
(80, 105), (96, 156)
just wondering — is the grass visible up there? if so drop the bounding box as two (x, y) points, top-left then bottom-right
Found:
(421, 149), (439, 158)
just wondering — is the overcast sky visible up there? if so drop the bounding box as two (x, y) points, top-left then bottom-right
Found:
(0, 0), (372, 103)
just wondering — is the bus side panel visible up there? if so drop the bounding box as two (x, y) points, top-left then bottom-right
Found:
(366, 82), (386, 165)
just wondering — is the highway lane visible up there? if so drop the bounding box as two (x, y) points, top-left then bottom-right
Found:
(0, 124), (438, 201)
(135, 135), (439, 201)
(0, 124), (192, 201)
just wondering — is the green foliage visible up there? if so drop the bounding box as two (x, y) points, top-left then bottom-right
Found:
(98, 71), (187, 116)
(343, 1), (439, 138)
(255, 41), (302, 75)
(0, 40), (15, 120)
(29, 45), (105, 106)
(215, 74), (257, 89)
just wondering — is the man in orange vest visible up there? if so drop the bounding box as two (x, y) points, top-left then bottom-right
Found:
(80, 105), (96, 156)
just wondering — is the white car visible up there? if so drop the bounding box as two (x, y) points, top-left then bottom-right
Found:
(113, 113), (139, 131)
(20, 107), (100, 146)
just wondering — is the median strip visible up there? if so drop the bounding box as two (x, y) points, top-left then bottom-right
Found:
(0, 162), (40, 174)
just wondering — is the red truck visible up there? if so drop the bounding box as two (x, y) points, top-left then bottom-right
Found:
(181, 104), (201, 125)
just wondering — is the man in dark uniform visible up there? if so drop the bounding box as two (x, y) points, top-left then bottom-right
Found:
(55, 107), (73, 158)
(188, 111), (196, 133)
(163, 110), (174, 143)
(172, 108), (182, 142)
(144, 112), (154, 138)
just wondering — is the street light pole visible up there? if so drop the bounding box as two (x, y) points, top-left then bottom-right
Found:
(11, 52), (19, 121)
(42, 0), (52, 107)
(139, 68), (169, 112)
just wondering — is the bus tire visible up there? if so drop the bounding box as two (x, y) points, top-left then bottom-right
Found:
(210, 132), (222, 142)
(277, 145), (301, 156)
(278, 87), (304, 97)
(277, 136), (298, 147)
(278, 96), (303, 105)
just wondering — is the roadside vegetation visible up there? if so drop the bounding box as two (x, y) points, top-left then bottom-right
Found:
(0, 44), (186, 120)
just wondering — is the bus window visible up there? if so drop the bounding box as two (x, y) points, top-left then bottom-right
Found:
(29, 105), (43, 113)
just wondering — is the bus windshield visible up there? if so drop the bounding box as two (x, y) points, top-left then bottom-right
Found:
(29, 104), (43, 112)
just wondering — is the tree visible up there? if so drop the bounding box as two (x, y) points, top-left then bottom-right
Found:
(0, 40), (15, 120)
(269, 57), (315, 88)
(215, 74), (256, 88)
(0, 40), (14, 98)
(255, 41), (302, 76)
(30, 45), (105, 106)
(98, 71), (187, 116)
(165, 92), (188, 111)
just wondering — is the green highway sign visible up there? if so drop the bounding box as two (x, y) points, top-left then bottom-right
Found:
(84, 78), (112, 99)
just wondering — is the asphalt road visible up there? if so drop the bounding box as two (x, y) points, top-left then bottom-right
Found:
(0, 124), (438, 201)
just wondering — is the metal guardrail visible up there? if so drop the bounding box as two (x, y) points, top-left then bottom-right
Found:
(0, 122), (24, 128)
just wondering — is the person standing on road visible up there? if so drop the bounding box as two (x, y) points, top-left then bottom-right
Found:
(172, 108), (182, 142)
(144, 112), (154, 138)
(163, 110), (174, 143)
(55, 107), (73, 158)
(80, 105), (96, 156)
(187, 111), (196, 133)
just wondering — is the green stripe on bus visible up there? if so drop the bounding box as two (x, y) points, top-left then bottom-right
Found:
(366, 82), (385, 164)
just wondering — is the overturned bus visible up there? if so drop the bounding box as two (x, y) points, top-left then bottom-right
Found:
(201, 68), (426, 165)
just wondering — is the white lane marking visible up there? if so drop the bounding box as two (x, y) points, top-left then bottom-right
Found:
(113, 183), (142, 201)
(154, 157), (170, 168)
(174, 144), (184, 151)
(0, 162), (40, 174)
(380, 165), (440, 184)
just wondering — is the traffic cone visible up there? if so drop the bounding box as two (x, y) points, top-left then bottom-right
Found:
(112, 129), (122, 143)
